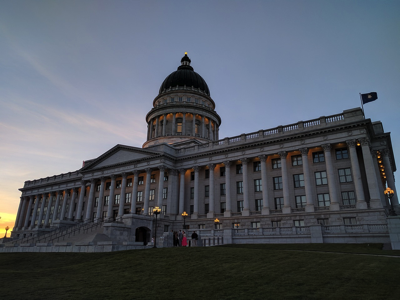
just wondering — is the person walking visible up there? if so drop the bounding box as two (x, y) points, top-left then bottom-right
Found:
(182, 231), (187, 247)
(191, 231), (198, 247)
(178, 230), (183, 247)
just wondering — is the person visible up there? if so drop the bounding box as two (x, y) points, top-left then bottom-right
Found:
(174, 231), (178, 247)
(182, 231), (187, 247)
(178, 230), (183, 247)
(191, 231), (198, 247)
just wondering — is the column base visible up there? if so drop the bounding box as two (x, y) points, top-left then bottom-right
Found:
(305, 205), (315, 213)
(241, 209), (250, 216)
(330, 202), (340, 211)
(356, 201), (368, 210)
(224, 211), (232, 217)
(191, 213), (198, 220)
(207, 212), (215, 218)
(261, 207), (270, 215)
(369, 199), (383, 209)
(282, 206), (291, 214)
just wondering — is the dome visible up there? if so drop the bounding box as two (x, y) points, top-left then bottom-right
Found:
(159, 53), (210, 96)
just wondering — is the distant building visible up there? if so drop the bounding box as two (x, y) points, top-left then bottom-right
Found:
(5, 54), (400, 251)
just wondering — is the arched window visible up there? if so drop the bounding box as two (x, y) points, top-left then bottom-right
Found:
(176, 118), (183, 133)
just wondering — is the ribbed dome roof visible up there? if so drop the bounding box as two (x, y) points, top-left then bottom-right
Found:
(159, 53), (210, 96)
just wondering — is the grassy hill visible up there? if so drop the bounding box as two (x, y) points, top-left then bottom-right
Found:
(1, 244), (399, 299)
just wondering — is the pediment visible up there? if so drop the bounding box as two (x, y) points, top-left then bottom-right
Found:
(82, 145), (160, 171)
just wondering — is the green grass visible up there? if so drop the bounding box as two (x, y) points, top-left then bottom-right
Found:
(1, 244), (399, 300)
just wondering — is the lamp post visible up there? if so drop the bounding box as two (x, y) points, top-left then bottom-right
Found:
(153, 206), (161, 248)
(214, 218), (220, 229)
(384, 187), (396, 216)
(4, 226), (9, 238)
(182, 211), (188, 229)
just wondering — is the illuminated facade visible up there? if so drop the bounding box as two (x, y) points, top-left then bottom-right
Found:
(4, 54), (400, 251)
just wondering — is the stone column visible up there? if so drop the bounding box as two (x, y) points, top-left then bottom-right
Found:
(162, 114), (166, 136)
(85, 179), (96, 222)
(60, 190), (69, 221)
(182, 113), (186, 135)
(149, 119), (154, 139)
(96, 178), (106, 221)
(130, 171), (139, 214)
(382, 149), (399, 206)
(360, 138), (383, 208)
(207, 164), (215, 218)
(209, 120), (213, 140)
(36, 193), (47, 228)
(242, 158), (250, 216)
(52, 192), (61, 223)
(167, 169), (178, 215)
(322, 144), (340, 211)
(118, 173), (128, 218)
(224, 161), (232, 217)
(192, 114), (196, 136)
(30, 194), (41, 229)
(300, 148), (315, 212)
(14, 197), (24, 230)
(24, 195), (34, 230)
(179, 169), (185, 216)
(155, 116), (159, 137)
(16, 197), (28, 230)
(106, 176), (116, 220)
(202, 115), (206, 138)
(260, 155), (270, 215)
(44, 193), (54, 227)
(346, 140), (366, 209)
(67, 188), (78, 220)
(217, 127), (219, 140)
(76, 181), (87, 222)
(157, 166), (165, 208)
(143, 169), (151, 215)
(192, 166), (200, 219)
(279, 152), (291, 214)
(172, 113), (176, 135)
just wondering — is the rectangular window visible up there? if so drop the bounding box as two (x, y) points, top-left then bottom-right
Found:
(136, 207), (142, 215)
(220, 167), (226, 176)
(137, 191), (143, 202)
(164, 172), (168, 181)
(338, 168), (353, 183)
(116, 180), (122, 189)
(205, 169), (210, 179)
(164, 225), (169, 232)
(236, 181), (243, 194)
(179, 97), (182, 102)
(148, 206), (154, 216)
(237, 201), (244, 212)
(342, 191), (356, 206)
(336, 148), (349, 160)
(313, 152), (325, 163)
(295, 195), (306, 208)
(233, 222), (240, 229)
(187, 97), (191, 102)
(190, 205), (194, 215)
(293, 174), (305, 188)
(315, 171), (328, 185)
(191, 172), (194, 181)
(149, 189), (155, 201)
(251, 222), (260, 229)
(150, 174), (156, 183)
(205, 185), (209, 197)
(162, 205), (167, 215)
(254, 179), (262, 192)
(114, 194), (120, 205)
(273, 177), (283, 190)
(343, 217), (357, 225)
(272, 158), (281, 169)
(220, 202), (226, 213)
(318, 218), (329, 225)
(96, 184), (101, 192)
(198, 224), (206, 229)
(255, 199), (263, 211)
(272, 221), (281, 227)
(292, 155), (303, 166)
(205, 203), (209, 214)
(294, 220), (305, 227)
(236, 164), (243, 174)
(105, 182), (111, 190)
(127, 178), (132, 187)
(317, 193), (330, 207)
(215, 223), (222, 229)
(125, 193), (132, 203)
(170, 97), (174, 103)
(104, 196), (109, 206)
(253, 161), (261, 172)
(274, 197), (283, 210)
(190, 187), (194, 199)
(138, 176), (144, 185)
(102, 211), (107, 220)
(162, 188), (168, 199)
(177, 122), (182, 133)
(94, 197), (99, 207)
(220, 183), (226, 196)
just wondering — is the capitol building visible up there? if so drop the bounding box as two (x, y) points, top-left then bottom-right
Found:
(3, 53), (400, 252)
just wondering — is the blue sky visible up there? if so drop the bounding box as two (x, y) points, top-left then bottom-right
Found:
(1, 0), (399, 233)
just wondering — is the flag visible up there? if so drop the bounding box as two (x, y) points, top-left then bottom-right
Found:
(361, 92), (378, 104)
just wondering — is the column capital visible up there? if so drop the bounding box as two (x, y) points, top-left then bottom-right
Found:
(359, 137), (370, 146)
(58, 190), (64, 194)
(259, 155), (268, 161)
(121, 172), (127, 178)
(73, 187), (79, 193)
(346, 139), (357, 148)
(158, 165), (165, 171)
(80, 180), (86, 186)
(90, 178), (96, 184)
(299, 148), (309, 156)
(223, 161), (231, 167)
(133, 170), (139, 176)
(64, 188), (70, 193)
(193, 166), (200, 172)
(371, 150), (378, 159)
(179, 168), (186, 174)
(380, 148), (390, 157)
(100, 176), (106, 183)
(321, 144), (331, 152)
(170, 169), (178, 176)
(278, 151), (287, 158)
(110, 174), (116, 180)
(145, 168), (152, 174)
(208, 163), (215, 170)
(241, 158), (249, 163)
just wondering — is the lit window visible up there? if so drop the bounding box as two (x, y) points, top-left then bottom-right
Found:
(149, 189), (155, 201)
(272, 158), (281, 169)
(315, 171), (328, 185)
(162, 188), (168, 199)
(94, 197), (99, 207)
(137, 191), (143, 202)
(294, 220), (305, 227)
(125, 193), (132, 203)
(162, 205), (167, 215)
(198, 224), (205, 229)
(116, 180), (122, 189)
(251, 222), (260, 229)
(150, 174), (156, 183)
(126, 178), (132, 187)
(338, 168), (352, 183)
(293, 174), (305, 188)
(233, 222), (240, 229)
(138, 176), (144, 185)
(114, 194), (120, 205)
(292, 155), (303, 166)
(104, 196), (109, 206)
(96, 184), (101, 192)
(105, 182), (111, 190)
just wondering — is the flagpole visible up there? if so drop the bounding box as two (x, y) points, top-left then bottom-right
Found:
(359, 93), (365, 118)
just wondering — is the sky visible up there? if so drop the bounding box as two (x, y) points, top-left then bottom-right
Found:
(1, 0), (399, 237)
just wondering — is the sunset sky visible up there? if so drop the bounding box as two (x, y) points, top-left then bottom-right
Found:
(1, 0), (399, 237)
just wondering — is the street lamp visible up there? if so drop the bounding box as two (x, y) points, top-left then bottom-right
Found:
(182, 211), (188, 229)
(4, 226), (9, 238)
(384, 187), (397, 216)
(214, 218), (220, 229)
(153, 206), (161, 248)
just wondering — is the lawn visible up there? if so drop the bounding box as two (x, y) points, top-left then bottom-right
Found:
(1, 244), (399, 300)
